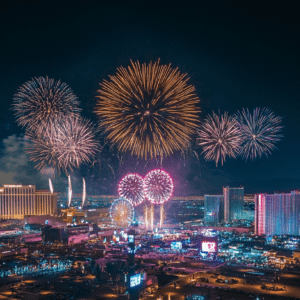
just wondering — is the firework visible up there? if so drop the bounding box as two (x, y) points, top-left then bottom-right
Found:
(110, 198), (134, 228)
(160, 204), (165, 228)
(197, 111), (241, 166)
(144, 205), (149, 229)
(25, 126), (62, 172)
(95, 60), (200, 160)
(150, 204), (154, 231)
(144, 169), (173, 205)
(26, 116), (99, 173)
(82, 178), (86, 207)
(68, 175), (72, 207)
(235, 108), (283, 160)
(118, 173), (145, 206)
(54, 116), (99, 171)
(49, 178), (54, 194)
(12, 76), (81, 133)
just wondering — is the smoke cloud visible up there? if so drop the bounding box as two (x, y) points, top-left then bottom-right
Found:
(0, 134), (49, 189)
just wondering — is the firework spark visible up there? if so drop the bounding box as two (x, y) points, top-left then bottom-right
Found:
(26, 116), (99, 173)
(54, 116), (99, 171)
(144, 169), (173, 205)
(49, 178), (54, 194)
(82, 178), (86, 207)
(13, 76), (81, 133)
(26, 126), (62, 172)
(235, 107), (283, 160)
(110, 198), (134, 228)
(95, 60), (200, 160)
(118, 173), (145, 206)
(68, 175), (72, 207)
(197, 111), (241, 166)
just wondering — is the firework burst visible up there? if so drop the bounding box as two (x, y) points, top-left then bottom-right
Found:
(25, 126), (62, 172)
(26, 116), (99, 173)
(235, 107), (283, 160)
(54, 116), (99, 171)
(110, 198), (134, 228)
(95, 60), (200, 160)
(144, 169), (173, 205)
(197, 111), (241, 166)
(118, 174), (145, 206)
(12, 76), (81, 133)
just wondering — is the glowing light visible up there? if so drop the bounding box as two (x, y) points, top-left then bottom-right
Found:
(144, 169), (173, 205)
(95, 60), (200, 160)
(68, 175), (72, 207)
(82, 178), (86, 207)
(12, 76), (81, 134)
(49, 179), (53, 194)
(118, 174), (145, 206)
(26, 115), (100, 173)
(235, 107), (283, 160)
(197, 111), (241, 166)
(110, 198), (134, 228)
(160, 204), (165, 228)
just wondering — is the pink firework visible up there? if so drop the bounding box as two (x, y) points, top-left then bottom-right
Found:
(118, 173), (145, 206)
(144, 169), (173, 205)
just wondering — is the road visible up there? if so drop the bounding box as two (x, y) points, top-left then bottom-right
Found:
(144, 268), (300, 300)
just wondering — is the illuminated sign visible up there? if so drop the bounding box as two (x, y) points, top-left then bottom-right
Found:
(201, 241), (216, 253)
(171, 241), (182, 250)
(4, 185), (23, 187)
(128, 235), (134, 243)
(130, 273), (141, 288)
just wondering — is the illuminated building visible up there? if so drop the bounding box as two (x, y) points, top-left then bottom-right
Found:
(61, 207), (85, 224)
(0, 185), (57, 220)
(255, 191), (300, 235)
(223, 186), (244, 222)
(204, 195), (224, 225)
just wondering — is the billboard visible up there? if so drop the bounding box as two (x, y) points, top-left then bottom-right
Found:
(130, 273), (141, 288)
(171, 241), (182, 250)
(128, 235), (134, 243)
(201, 241), (217, 253)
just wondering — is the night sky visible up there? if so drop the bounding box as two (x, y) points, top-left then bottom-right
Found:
(0, 1), (299, 195)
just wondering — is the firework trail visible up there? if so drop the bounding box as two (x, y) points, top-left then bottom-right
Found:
(144, 205), (149, 229)
(12, 76), (81, 133)
(96, 60), (200, 160)
(82, 178), (86, 207)
(197, 111), (241, 166)
(160, 204), (165, 228)
(235, 107), (283, 160)
(150, 204), (154, 231)
(49, 178), (54, 194)
(144, 169), (173, 205)
(68, 175), (72, 207)
(118, 174), (145, 206)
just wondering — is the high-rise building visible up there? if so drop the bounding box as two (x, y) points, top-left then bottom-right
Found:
(255, 191), (300, 236)
(223, 186), (244, 222)
(204, 195), (224, 225)
(0, 185), (57, 219)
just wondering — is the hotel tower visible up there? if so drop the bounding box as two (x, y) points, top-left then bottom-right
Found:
(0, 185), (57, 219)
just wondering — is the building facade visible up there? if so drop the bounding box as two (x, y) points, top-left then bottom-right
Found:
(223, 187), (244, 222)
(204, 195), (224, 225)
(255, 191), (300, 235)
(0, 185), (57, 219)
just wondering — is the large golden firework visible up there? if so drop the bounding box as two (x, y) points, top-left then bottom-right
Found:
(95, 60), (200, 159)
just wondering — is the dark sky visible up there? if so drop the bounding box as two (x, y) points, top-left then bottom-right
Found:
(0, 1), (299, 195)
